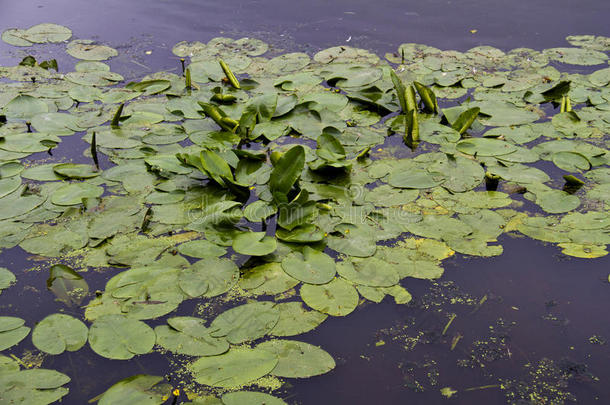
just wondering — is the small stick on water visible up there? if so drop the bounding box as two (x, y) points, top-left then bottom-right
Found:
(91, 131), (99, 170)
(26, 122), (32, 133)
(464, 384), (501, 392)
(180, 58), (185, 74)
(401, 48), (405, 64)
(450, 333), (463, 351)
(470, 294), (488, 314)
(442, 313), (456, 336)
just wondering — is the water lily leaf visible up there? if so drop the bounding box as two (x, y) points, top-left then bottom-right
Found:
(327, 223), (376, 257)
(31, 313), (88, 355)
(281, 246), (336, 285)
(51, 182), (103, 205)
(95, 375), (172, 405)
(88, 314), (155, 359)
(534, 190), (580, 214)
(276, 224), (325, 243)
(266, 52), (310, 74)
(552, 151), (591, 172)
(558, 243), (608, 259)
(3, 95), (48, 119)
(450, 107), (480, 134)
(456, 137), (517, 156)
(0, 267), (16, 294)
(488, 163), (550, 184)
(257, 339), (335, 378)
(67, 39), (118, 61)
(178, 258), (238, 298)
(543, 47), (608, 65)
(189, 347), (278, 388)
(177, 239), (226, 259)
(406, 215), (472, 241)
(300, 278), (359, 316)
(21, 23), (71, 43)
(53, 163), (99, 179)
(222, 391), (287, 405)
(2, 28), (33, 46)
(270, 302), (327, 337)
(209, 301), (279, 344)
(337, 258), (399, 287)
(46, 266), (88, 308)
(0, 177), (21, 199)
(0, 316), (30, 351)
(322, 64), (382, 88)
(0, 191), (46, 221)
(232, 232), (277, 256)
(239, 262), (300, 296)
(0, 368), (70, 404)
(387, 168), (445, 189)
(155, 325), (229, 356)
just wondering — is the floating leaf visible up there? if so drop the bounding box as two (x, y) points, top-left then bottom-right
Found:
(221, 391), (287, 405)
(232, 232), (277, 256)
(209, 301), (279, 344)
(67, 39), (118, 61)
(94, 375), (172, 405)
(281, 246), (336, 285)
(189, 347), (278, 388)
(88, 315), (155, 360)
(257, 339), (335, 378)
(32, 313), (88, 355)
(0, 316), (30, 351)
(300, 278), (359, 316)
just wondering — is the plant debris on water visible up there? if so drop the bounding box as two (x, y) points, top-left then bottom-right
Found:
(0, 23), (609, 404)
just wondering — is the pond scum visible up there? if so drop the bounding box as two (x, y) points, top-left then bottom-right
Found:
(0, 23), (608, 404)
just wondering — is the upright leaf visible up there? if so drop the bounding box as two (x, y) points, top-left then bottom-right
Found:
(269, 145), (305, 197)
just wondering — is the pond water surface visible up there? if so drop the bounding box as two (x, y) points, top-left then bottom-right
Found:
(1, 1), (609, 404)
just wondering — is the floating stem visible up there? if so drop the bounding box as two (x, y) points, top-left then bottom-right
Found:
(219, 59), (240, 89)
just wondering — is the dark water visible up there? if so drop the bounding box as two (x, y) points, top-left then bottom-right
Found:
(1, 1), (609, 404)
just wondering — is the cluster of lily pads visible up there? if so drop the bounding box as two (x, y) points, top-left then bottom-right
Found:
(0, 22), (608, 404)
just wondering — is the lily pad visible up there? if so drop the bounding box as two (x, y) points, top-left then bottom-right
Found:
(189, 347), (278, 388)
(281, 246), (336, 285)
(300, 278), (359, 316)
(32, 313), (88, 355)
(257, 339), (335, 378)
(88, 315), (155, 360)
(209, 301), (279, 344)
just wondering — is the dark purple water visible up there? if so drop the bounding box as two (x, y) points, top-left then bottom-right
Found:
(1, 1), (609, 404)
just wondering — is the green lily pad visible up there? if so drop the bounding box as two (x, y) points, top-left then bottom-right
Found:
(51, 182), (103, 205)
(239, 262), (300, 296)
(221, 391), (287, 405)
(209, 301), (279, 344)
(270, 302), (327, 337)
(67, 39), (118, 61)
(31, 313), (88, 355)
(88, 315), (155, 360)
(456, 137), (517, 156)
(0, 316), (30, 351)
(95, 375), (172, 405)
(53, 163), (100, 179)
(0, 267), (16, 293)
(534, 190), (580, 214)
(232, 232), (277, 256)
(281, 246), (336, 285)
(178, 257), (239, 298)
(337, 258), (399, 287)
(300, 278), (359, 317)
(257, 339), (335, 378)
(189, 347), (278, 388)
(155, 325), (229, 356)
